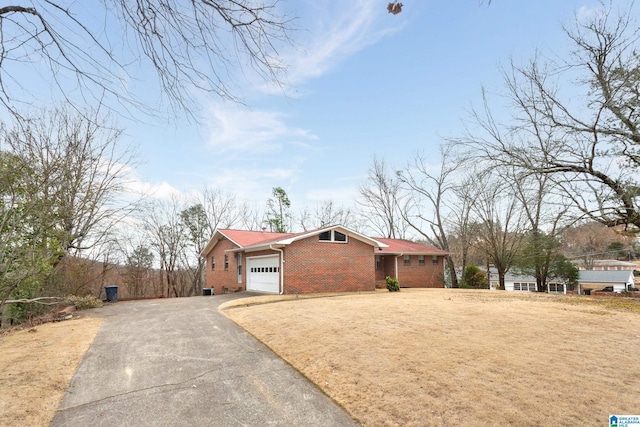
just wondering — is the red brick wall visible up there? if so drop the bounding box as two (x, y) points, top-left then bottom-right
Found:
(204, 238), (243, 295)
(283, 236), (375, 293)
(375, 255), (397, 288)
(374, 255), (385, 288)
(397, 255), (445, 288)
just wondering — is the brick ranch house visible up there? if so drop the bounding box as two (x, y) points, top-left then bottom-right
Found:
(200, 225), (448, 295)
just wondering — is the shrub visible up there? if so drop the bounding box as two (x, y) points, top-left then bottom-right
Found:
(386, 276), (400, 292)
(65, 295), (103, 310)
(460, 264), (488, 289)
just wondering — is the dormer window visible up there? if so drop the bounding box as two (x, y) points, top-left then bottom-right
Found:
(319, 230), (348, 243)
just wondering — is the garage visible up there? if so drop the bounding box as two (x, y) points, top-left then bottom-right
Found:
(247, 255), (280, 293)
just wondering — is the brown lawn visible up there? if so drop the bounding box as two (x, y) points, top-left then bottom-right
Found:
(0, 317), (103, 427)
(222, 289), (640, 427)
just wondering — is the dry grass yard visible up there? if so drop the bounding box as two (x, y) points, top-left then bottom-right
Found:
(0, 317), (103, 427)
(223, 289), (640, 427)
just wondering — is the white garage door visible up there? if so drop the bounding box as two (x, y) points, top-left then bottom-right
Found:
(247, 256), (280, 293)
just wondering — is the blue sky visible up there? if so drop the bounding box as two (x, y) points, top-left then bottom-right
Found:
(20, 1), (630, 213)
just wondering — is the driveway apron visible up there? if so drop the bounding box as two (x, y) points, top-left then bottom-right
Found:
(50, 294), (358, 427)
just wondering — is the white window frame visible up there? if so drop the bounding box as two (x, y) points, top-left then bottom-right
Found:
(514, 282), (536, 292)
(548, 283), (565, 294)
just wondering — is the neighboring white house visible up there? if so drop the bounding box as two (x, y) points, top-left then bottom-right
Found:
(490, 269), (635, 294)
(490, 270), (568, 294)
(577, 270), (635, 293)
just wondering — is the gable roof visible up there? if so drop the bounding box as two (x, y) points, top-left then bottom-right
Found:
(200, 225), (388, 256)
(375, 238), (448, 255)
(220, 229), (292, 247)
(200, 229), (292, 256)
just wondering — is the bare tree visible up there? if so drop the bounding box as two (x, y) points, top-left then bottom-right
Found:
(0, 1), (293, 119)
(397, 145), (468, 287)
(504, 167), (575, 290)
(237, 201), (264, 231)
(298, 200), (355, 231)
(448, 173), (480, 281)
(0, 108), (136, 317)
(358, 156), (408, 238)
(144, 197), (189, 297)
(3, 107), (136, 257)
(460, 3), (640, 233)
(201, 187), (245, 231)
(470, 172), (527, 290)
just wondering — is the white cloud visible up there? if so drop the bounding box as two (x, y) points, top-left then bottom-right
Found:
(120, 162), (183, 201)
(126, 179), (182, 200)
(575, 5), (606, 24)
(260, 0), (404, 93)
(205, 104), (317, 154)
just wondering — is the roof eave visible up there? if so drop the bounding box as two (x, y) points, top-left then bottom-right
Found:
(376, 250), (449, 256)
(200, 229), (244, 257)
(226, 243), (287, 253)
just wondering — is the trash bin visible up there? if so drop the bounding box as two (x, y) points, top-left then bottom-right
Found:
(202, 288), (214, 296)
(105, 285), (119, 302)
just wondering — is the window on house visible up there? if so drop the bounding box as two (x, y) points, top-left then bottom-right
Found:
(514, 282), (536, 292)
(318, 230), (348, 243)
(548, 283), (565, 294)
(318, 231), (331, 241)
(224, 254), (229, 270)
(404, 255), (411, 265)
(418, 255), (425, 265)
(211, 256), (215, 271)
(432, 256), (439, 265)
(375, 256), (381, 270)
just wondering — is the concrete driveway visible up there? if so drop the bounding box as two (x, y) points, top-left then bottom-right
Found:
(51, 294), (358, 427)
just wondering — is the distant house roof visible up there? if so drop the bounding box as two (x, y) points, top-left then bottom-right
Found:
(578, 270), (634, 285)
(375, 238), (448, 255)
